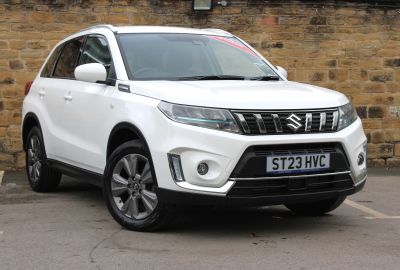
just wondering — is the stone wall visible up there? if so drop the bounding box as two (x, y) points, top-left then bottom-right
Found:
(0, 0), (400, 170)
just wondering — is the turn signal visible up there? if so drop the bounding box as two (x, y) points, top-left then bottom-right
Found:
(168, 154), (185, 182)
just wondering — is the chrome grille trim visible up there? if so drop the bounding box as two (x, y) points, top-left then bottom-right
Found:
(254, 113), (267, 134)
(235, 113), (250, 134)
(305, 113), (312, 132)
(232, 109), (339, 135)
(271, 114), (283, 133)
(332, 111), (339, 131)
(319, 112), (326, 131)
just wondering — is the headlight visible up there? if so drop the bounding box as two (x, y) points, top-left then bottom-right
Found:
(338, 102), (358, 130)
(158, 101), (240, 133)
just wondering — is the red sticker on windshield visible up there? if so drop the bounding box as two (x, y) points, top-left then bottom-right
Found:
(208, 36), (258, 57)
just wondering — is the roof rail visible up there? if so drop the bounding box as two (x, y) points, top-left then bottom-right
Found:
(81, 24), (117, 32)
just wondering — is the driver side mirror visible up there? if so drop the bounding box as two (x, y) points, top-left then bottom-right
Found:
(74, 63), (107, 83)
(276, 66), (288, 79)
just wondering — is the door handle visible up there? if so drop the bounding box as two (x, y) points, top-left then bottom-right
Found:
(38, 90), (46, 97)
(63, 94), (73, 101)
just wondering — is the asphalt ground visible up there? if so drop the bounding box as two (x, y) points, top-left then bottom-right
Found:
(0, 169), (399, 270)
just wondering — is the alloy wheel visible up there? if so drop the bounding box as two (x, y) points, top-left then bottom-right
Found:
(27, 135), (42, 183)
(111, 154), (158, 220)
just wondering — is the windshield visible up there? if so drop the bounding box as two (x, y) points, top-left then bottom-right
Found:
(118, 33), (280, 81)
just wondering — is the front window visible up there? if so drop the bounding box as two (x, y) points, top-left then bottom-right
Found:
(79, 35), (116, 80)
(118, 33), (279, 81)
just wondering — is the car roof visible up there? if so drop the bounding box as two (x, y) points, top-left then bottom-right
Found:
(53, 25), (235, 56)
(80, 24), (233, 37)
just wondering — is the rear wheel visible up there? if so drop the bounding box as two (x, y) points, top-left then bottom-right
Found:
(285, 196), (346, 216)
(25, 126), (61, 192)
(103, 140), (172, 231)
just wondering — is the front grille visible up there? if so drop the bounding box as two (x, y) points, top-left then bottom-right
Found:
(230, 143), (350, 178)
(228, 173), (354, 198)
(232, 109), (338, 135)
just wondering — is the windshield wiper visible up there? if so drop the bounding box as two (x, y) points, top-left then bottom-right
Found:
(177, 75), (281, 81)
(249, 75), (280, 81)
(177, 75), (248, 81)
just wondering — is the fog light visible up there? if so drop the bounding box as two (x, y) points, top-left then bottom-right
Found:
(357, 153), (365, 166)
(197, 162), (209, 175)
(168, 154), (185, 182)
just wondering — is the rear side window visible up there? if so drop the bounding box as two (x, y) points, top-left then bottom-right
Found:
(41, 44), (63, 77)
(79, 35), (115, 79)
(53, 37), (84, 79)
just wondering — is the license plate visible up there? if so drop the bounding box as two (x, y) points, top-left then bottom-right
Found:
(266, 153), (330, 174)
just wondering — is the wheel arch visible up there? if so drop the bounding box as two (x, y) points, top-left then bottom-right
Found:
(22, 112), (42, 151)
(106, 122), (159, 185)
(107, 122), (151, 159)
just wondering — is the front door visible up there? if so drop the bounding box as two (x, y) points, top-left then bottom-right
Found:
(60, 35), (116, 173)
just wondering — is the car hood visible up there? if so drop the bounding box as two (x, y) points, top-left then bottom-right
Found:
(128, 80), (348, 110)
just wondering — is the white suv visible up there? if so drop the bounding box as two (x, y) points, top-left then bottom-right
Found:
(22, 25), (367, 231)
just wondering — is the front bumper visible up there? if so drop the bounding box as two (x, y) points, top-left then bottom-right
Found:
(146, 113), (367, 203)
(156, 176), (366, 206)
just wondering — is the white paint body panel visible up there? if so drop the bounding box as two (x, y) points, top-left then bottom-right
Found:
(22, 26), (367, 196)
(128, 80), (348, 110)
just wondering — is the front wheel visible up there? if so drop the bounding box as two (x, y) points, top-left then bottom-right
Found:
(285, 196), (346, 216)
(103, 140), (172, 231)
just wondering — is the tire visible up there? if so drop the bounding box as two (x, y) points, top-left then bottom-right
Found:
(285, 196), (346, 216)
(25, 126), (61, 192)
(103, 140), (172, 231)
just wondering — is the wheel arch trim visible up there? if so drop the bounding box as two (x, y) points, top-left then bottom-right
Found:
(106, 122), (159, 185)
(22, 112), (43, 151)
(107, 122), (151, 158)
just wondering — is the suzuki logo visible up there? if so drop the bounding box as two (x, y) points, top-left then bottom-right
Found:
(286, 114), (302, 131)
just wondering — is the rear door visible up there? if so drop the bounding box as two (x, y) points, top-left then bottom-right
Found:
(30, 43), (63, 154)
(35, 37), (85, 163)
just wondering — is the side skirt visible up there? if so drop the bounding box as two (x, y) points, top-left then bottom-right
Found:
(47, 159), (103, 188)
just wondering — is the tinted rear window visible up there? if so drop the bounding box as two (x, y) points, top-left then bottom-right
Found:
(53, 37), (84, 79)
(41, 44), (63, 77)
